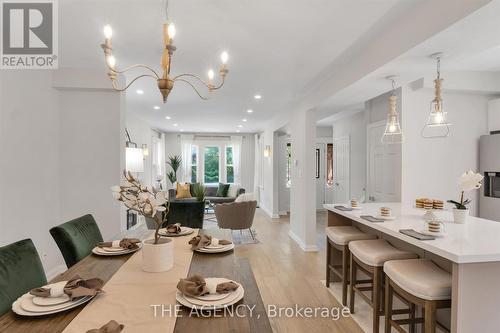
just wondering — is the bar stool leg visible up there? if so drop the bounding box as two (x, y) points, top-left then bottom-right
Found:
(372, 266), (381, 333)
(409, 303), (416, 333)
(384, 276), (393, 333)
(424, 300), (437, 333)
(326, 238), (331, 288)
(349, 253), (356, 314)
(342, 245), (349, 306)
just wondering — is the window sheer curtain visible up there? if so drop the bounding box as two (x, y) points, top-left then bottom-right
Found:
(230, 136), (242, 184)
(180, 134), (194, 183)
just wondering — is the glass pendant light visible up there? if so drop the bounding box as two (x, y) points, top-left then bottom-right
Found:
(422, 53), (451, 138)
(381, 76), (403, 144)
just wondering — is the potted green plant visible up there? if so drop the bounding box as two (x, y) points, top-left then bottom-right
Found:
(166, 155), (182, 185)
(111, 171), (173, 272)
(192, 183), (206, 202)
(447, 170), (484, 224)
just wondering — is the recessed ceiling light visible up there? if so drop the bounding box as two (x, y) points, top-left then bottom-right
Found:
(153, 106), (160, 110)
(237, 124), (243, 128)
(173, 123), (178, 127)
(180, 129), (184, 132)
(236, 130), (240, 133)
(242, 118), (247, 122)
(254, 94), (262, 100)
(165, 116), (171, 120)
(247, 109), (253, 113)
(136, 89), (144, 95)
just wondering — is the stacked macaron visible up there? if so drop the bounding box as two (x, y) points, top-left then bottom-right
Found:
(433, 199), (444, 209)
(380, 207), (391, 217)
(428, 220), (442, 233)
(416, 198), (444, 210)
(423, 199), (434, 210)
(350, 199), (358, 208)
(415, 198), (426, 208)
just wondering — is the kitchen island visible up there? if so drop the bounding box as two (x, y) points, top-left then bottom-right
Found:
(325, 203), (500, 333)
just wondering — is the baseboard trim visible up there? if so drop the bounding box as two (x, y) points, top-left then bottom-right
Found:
(260, 205), (280, 219)
(46, 264), (67, 280)
(288, 230), (319, 252)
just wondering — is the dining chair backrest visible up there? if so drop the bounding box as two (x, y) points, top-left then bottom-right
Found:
(0, 239), (47, 316)
(50, 214), (103, 268)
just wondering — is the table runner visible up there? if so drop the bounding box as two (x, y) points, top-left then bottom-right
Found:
(62, 234), (194, 333)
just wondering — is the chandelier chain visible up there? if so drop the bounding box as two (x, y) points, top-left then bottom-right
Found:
(436, 56), (441, 80)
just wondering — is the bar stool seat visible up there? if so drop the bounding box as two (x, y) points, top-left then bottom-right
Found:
(384, 259), (451, 301)
(325, 226), (377, 306)
(349, 239), (418, 267)
(384, 259), (452, 333)
(326, 226), (377, 245)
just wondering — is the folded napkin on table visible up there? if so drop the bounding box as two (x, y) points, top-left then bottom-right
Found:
(166, 223), (182, 234)
(86, 320), (124, 333)
(97, 238), (141, 250)
(30, 275), (104, 300)
(177, 274), (239, 297)
(188, 234), (232, 250)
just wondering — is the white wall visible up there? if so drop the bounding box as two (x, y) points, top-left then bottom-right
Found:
(401, 87), (490, 216)
(0, 69), (124, 278)
(164, 132), (255, 193)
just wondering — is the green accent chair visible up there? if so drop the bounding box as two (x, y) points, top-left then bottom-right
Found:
(50, 214), (103, 268)
(0, 239), (47, 316)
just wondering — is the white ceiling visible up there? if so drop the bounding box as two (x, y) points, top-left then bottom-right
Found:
(316, 0), (500, 125)
(59, 0), (405, 133)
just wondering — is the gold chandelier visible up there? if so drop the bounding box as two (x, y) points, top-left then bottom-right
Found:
(100, 1), (229, 103)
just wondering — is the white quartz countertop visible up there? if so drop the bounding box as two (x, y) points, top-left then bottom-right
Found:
(324, 202), (500, 264)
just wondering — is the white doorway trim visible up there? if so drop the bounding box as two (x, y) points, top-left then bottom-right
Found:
(332, 135), (350, 204)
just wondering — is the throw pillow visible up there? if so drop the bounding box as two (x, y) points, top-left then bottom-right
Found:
(216, 183), (230, 197)
(176, 183), (192, 199)
(227, 184), (240, 198)
(235, 192), (254, 202)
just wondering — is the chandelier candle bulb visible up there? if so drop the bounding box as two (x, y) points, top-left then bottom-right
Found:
(167, 23), (176, 40)
(221, 51), (229, 64)
(106, 55), (116, 69)
(103, 25), (112, 40)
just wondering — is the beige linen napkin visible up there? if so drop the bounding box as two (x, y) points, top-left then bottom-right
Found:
(166, 223), (182, 234)
(177, 275), (239, 296)
(97, 238), (141, 250)
(30, 275), (104, 300)
(86, 320), (124, 333)
(188, 235), (232, 250)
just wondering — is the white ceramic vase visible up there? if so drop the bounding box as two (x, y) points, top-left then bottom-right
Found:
(452, 208), (469, 224)
(141, 238), (174, 272)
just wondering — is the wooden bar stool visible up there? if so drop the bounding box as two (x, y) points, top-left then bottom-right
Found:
(326, 226), (377, 306)
(384, 259), (452, 333)
(349, 239), (418, 333)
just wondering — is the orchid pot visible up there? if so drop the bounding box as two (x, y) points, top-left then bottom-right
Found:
(141, 238), (173, 272)
(452, 208), (469, 224)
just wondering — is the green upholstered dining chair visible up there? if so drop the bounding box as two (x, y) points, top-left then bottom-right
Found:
(0, 239), (47, 316)
(50, 214), (103, 268)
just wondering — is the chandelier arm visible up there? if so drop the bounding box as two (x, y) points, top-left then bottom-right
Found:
(111, 74), (158, 92)
(211, 74), (226, 90)
(172, 73), (211, 89)
(174, 78), (209, 100)
(107, 63), (160, 79)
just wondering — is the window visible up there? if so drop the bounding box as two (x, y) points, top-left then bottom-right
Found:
(226, 146), (234, 183)
(204, 146), (220, 183)
(286, 143), (291, 187)
(191, 145), (198, 183)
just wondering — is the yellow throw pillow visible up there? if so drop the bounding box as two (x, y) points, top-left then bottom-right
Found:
(176, 183), (192, 199)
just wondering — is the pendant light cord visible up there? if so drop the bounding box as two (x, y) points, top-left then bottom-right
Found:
(436, 56), (441, 80)
(165, 0), (170, 21)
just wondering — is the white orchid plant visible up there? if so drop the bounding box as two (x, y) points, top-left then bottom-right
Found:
(448, 170), (484, 210)
(112, 171), (170, 244)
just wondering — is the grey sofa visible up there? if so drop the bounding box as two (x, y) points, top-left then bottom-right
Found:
(168, 184), (245, 204)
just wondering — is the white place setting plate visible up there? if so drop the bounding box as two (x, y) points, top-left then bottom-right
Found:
(176, 279), (244, 310)
(376, 214), (396, 220)
(158, 226), (194, 237)
(419, 228), (445, 237)
(92, 242), (142, 256)
(195, 243), (235, 253)
(13, 292), (94, 316)
(350, 206), (363, 210)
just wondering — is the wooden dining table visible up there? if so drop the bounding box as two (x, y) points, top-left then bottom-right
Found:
(0, 227), (272, 333)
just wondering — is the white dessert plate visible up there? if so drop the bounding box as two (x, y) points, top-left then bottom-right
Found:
(413, 205), (446, 211)
(176, 284), (244, 310)
(350, 206), (363, 210)
(92, 243), (142, 256)
(31, 281), (70, 306)
(159, 226), (194, 237)
(13, 294), (93, 316)
(376, 214), (396, 220)
(195, 243), (235, 253)
(419, 229), (445, 237)
(100, 246), (128, 252)
(203, 243), (226, 249)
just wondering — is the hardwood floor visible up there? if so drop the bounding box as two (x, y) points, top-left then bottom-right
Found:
(233, 209), (363, 333)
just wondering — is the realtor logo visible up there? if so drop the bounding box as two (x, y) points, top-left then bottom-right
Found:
(1, 0), (58, 69)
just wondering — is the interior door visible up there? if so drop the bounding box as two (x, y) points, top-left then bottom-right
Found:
(332, 136), (350, 204)
(367, 121), (401, 202)
(315, 143), (325, 209)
